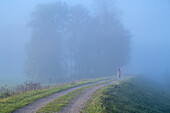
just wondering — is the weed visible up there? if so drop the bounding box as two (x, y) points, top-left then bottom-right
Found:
(0, 77), (112, 113)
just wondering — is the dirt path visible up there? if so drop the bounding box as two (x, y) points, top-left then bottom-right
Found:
(58, 79), (121, 113)
(13, 79), (112, 113)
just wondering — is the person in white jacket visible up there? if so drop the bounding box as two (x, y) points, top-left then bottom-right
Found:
(117, 68), (121, 79)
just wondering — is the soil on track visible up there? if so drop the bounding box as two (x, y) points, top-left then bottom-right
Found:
(13, 79), (112, 113)
(58, 80), (120, 113)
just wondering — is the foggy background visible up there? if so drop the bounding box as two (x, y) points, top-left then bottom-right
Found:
(0, 0), (170, 85)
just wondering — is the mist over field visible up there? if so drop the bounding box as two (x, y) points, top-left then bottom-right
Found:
(0, 0), (170, 86)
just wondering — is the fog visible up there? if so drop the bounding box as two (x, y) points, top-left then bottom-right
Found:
(26, 1), (130, 82)
(0, 0), (170, 85)
(118, 0), (170, 85)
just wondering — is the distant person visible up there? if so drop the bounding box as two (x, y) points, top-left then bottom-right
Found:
(117, 68), (121, 79)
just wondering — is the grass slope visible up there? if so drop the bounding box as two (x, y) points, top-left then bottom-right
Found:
(82, 77), (170, 113)
(0, 77), (112, 113)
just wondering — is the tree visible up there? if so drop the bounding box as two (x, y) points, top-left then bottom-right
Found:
(26, 1), (131, 82)
(26, 2), (69, 82)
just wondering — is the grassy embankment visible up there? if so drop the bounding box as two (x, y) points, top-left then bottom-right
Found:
(0, 77), (112, 113)
(82, 77), (170, 113)
(37, 80), (113, 113)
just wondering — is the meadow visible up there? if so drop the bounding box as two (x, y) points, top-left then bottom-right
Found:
(82, 77), (170, 113)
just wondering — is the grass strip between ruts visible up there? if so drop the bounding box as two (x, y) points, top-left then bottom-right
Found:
(37, 80), (113, 113)
(0, 77), (113, 113)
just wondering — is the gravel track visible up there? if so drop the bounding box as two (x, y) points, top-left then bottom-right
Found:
(58, 79), (120, 113)
(13, 79), (112, 113)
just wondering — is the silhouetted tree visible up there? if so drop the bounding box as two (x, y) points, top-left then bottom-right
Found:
(26, 1), (131, 82)
(26, 2), (69, 82)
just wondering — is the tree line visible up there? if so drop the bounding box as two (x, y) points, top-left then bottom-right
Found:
(26, 1), (131, 82)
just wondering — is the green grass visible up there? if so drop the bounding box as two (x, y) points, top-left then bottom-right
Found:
(37, 80), (112, 113)
(82, 77), (170, 113)
(0, 77), (112, 113)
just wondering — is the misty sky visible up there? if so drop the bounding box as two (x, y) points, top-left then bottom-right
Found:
(0, 0), (170, 85)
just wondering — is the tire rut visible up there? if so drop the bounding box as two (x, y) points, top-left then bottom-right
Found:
(13, 79), (112, 113)
(58, 79), (121, 113)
